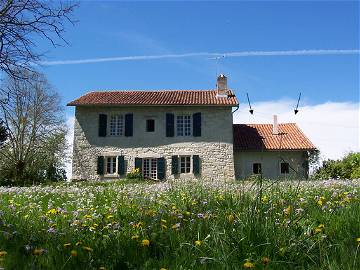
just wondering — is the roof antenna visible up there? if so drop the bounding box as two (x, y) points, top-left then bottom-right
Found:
(246, 93), (254, 114)
(294, 92), (301, 115)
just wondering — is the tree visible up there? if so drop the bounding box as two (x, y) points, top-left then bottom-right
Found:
(0, 70), (67, 185)
(0, 118), (6, 146)
(0, 0), (77, 79)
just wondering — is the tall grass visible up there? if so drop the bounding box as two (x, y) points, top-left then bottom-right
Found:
(0, 179), (359, 269)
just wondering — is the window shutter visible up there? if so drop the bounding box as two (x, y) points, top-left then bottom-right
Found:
(135, 158), (142, 171)
(171, 155), (179, 175)
(118, 156), (125, 175)
(157, 157), (166, 180)
(97, 156), (104, 175)
(125, 113), (133, 137)
(193, 155), (200, 175)
(193, 112), (201, 137)
(98, 114), (107, 137)
(166, 113), (174, 137)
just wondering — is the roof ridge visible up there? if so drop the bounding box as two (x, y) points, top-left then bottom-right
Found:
(86, 89), (220, 94)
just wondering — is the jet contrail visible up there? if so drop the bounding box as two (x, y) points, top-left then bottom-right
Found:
(38, 49), (360, 66)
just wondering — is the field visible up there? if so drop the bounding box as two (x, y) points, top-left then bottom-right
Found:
(0, 179), (359, 270)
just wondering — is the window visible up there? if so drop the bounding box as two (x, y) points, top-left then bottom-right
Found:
(281, 162), (290, 174)
(110, 115), (124, 136)
(253, 163), (262, 174)
(146, 119), (155, 132)
(106, 157), (117, 174)
(180, 156), (191, 173)
(143, 158), (157, 179)
(176, 115), (191, 136)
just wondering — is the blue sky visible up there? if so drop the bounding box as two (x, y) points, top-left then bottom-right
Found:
(35, 0), (359, 119)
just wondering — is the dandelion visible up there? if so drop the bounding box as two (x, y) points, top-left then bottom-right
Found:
(82, 246), (93, 252)
(261, 195), (268, 203)
(141, 239), (150, 247)
(0, 250), (7, 257)
(356, 237), (360, 245)
(227, 214), (235, 223)
(243, 261), (255, 268)
(195, 240), (202, 247)
(46, 208), (57, 215)
(63, 243), (71, 248)
(70, 250), (78, 257)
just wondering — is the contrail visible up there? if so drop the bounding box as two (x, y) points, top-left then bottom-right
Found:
(38, 49), (360, 66)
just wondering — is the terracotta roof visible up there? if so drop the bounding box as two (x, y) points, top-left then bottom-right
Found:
(67, 90), (239, 106)
(233, 123), (316, 151)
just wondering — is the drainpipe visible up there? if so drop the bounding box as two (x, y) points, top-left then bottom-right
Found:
(232, 104), (240, 114)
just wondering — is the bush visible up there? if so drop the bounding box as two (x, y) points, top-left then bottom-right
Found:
(126, 168), (143, 180)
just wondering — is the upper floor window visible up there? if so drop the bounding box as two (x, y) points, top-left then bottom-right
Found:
(110, 115), (124, 136)
(281, 162), (289, 174)
(253, 163), (262, 174)
(176, 115), (191, 136)
(146, 119), (155, 132)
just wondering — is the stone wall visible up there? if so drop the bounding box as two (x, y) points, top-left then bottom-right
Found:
(71, 105), (235, 181)
(234, 151), (308, 179)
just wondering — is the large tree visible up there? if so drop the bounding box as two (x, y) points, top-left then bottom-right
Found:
(0, 70), (67, 184)
(0, 0), (77, 79)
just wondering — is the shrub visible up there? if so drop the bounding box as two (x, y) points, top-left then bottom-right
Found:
(126, 168), (143, 180)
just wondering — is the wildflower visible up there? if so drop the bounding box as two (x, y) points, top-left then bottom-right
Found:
(46, 208), (57, 215)
(356, 237), (360, 245)
(185, 211), (191, 216)
(33, 248), (46, 255)
(161, 219), (167, 223)
(64, 243), (71, 248)
(131, 235), (139, 240)
(195, 240), (202, 247)
(106, 215), (114, 219)
(141, 239), (150, 247)
(75, 241), (82, 246)
(283, 205), (291, 215)
(243, 261), (255, 268)
(0, 250), (7, 257)
(261, 256), (270, 265)
(99, 267), (106, 270)
(160, 268), (167, 270)
(261, 195), (268, 203)
(227, 214), (235, 223)
(172, 223), (181, 229)
(82, 246), (93, 252)
(70, 250), (78, 257)
(84, 214), (92, 219)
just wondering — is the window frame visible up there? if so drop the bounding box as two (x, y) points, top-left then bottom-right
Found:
(253, 163), (262, 174)
(143, 158), (158, 180)
(176, 115), (192, 137)
(280, 162), (290, 174)
(105, 156), (118, 175)
(146, 119), (155, 132)
(109, 114), (124, 136)
(179, 155), (192, 174)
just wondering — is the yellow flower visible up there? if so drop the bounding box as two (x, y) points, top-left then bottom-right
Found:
(314, 227), (322, 234)
(356, 237), (360, 245)
(261, 256), (270, 265)
(70, 250), (78, 257)
(0, 250), (7, 257)
(243, 261), (255, 268)
(195, 240), (202, 247)
(64, 243), (71, 248)
(227, 214), (235, 223)
(131, 235), (139, 240)
(75, 241), (82, 246)
(82, 246), (93, 252)
(317, 200), (323, 206)
(261, 195), (268, 203)
(318, 224), (325, 229)
(99, 267), (106, 270)
(46, 208), (57, 215)
(160, 268), (167, 270)
(33, 249), (45, 256)
(141, 239), (150, 247)
(284, 205), (291, 215)
(106, 215), (114, 219)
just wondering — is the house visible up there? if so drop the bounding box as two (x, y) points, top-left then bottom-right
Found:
(68, 74), (316, 181)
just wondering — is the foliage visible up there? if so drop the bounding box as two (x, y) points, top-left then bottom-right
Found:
(312, 152), (360, 180)
(0, 179), (359, 269)
(0, 118), (6, 146)
(0, 0), (77, 79)
(126, 168), (143, 180)
(0, 70), (68, 185)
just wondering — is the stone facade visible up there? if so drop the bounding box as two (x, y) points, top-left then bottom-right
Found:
(234, 151), (308, 179)
(71, 105), (235, 181)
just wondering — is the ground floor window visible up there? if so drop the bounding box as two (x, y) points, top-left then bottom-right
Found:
(253, 163), (262, 174)
(143, 158), (157, 179)
(106, 157), (117, 174)
(281, 162), (290, 174)
(180, 156), (191, 173)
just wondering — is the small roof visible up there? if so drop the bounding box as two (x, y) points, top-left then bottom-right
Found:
(67, 90), (239, 106)
(233, 123), (316, 151)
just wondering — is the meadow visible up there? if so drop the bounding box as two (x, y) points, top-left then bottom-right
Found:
(0, 179), (359, 270)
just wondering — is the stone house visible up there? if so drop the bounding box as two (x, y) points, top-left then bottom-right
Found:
(68, 75), (315, 181)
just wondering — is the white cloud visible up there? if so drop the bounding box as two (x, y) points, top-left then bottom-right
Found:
(234, 100), (360, 161)
(38, 49), (360, 66)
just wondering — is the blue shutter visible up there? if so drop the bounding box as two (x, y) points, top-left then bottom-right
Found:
(135, 158), (142, 171)
(193, 155), (200, 175)
(125, 113), (133, 137)
(171, 156), (179, 175)
(97, 156), (104, 175)
(166, 113), (174, 137)
(157, 157), (166, 180)
(193, 112), (201, 137)
(98, 114), (107, 137)
(118, 156), (125, 175)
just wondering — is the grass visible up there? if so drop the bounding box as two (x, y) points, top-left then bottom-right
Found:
(0, 179), (359, 269)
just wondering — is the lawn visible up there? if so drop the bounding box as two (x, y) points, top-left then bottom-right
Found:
(0, 179), (359, 270)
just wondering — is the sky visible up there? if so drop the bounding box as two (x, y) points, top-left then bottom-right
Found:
(31, 1), (359, 175)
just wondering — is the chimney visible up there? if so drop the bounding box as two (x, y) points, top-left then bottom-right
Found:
(273, 115), (279, 135)
(216, 74), (228, 97)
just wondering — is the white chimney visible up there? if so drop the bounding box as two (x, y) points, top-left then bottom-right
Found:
(216, 74), (228, 97)
(273, 115), (279, 135)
